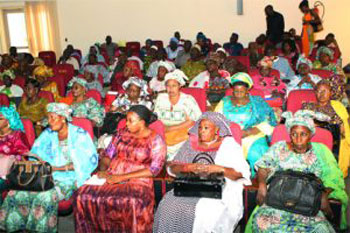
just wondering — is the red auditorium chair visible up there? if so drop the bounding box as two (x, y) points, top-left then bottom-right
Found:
(232, 56), (250, 68)
(104, 92), (117, 111)
(181, 87), (207, 112)
(310, 69), (333, 79)
(118, 118), (165, 140)
(286, 89), (317, 113)
(21, 119), (35, 147)
(271, 124), (333, 150)
(67, 89), (102, 104)
(13, 76), (26, 89)
(38, 51), (56, 67)
(53, 64), (75, 86)
(126, 42), (141, 56)
(0, 94), (9, 107)
(37, 91), (55, 103)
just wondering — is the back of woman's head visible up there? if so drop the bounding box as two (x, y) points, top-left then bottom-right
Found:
(129, 105), (157, 126)
(25, 78), (40, 89)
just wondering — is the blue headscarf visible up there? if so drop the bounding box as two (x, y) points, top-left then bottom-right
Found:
(0, 107), (24, 131)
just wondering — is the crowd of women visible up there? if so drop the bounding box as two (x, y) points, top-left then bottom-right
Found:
(0, 0), (348, 231)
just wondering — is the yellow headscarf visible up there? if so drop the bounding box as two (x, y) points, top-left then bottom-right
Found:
(33, 65), (54, 79)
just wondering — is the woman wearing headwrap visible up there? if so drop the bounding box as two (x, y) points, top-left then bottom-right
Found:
(82, 53), (110, 84)
(250, 56), (286, 99)
(0, 69), (24, 104)
(302, 80), (350, 179)
(33, 64), (61, 101)
(154, 112), (250, 233)
(0, 103), (98, 233)
(181, 45), (206, 81)
(313, 46), (345, 77)
(146, 48), (176, 80)
(286, 55), (321, 96)
(81, 71), (105, 98)
(18, 79), (49, 136)
(0, 107), (30, 186)
(81, 45), (106, 68)
(215, 73), (277, 175)
(299, 0), (321, 56)
(74, 105), (166, 233)
(149, 61), (174, 94)
(154, 69), (202, 160)
(60, 77), (105, 127)
(111, 60), (143, 92)
(165, 37), (184, 61)
(246, 110), (348, 232)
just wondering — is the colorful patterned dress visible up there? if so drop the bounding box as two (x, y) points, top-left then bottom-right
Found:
(0, 124), (98, 233)
(74, 129), (166, 233)
(251, 141), (342, 233)
(181, 60), (206, 81)
(70, 98), (105, 127)
(215, 95), (277, 176)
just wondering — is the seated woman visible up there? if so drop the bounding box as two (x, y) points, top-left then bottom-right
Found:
(111, 60), (143, 92)
(313, 46), (345, 77)
(242, 42), (263, 69)
(149, 61), (173, 94)
(189, 53), (230, 104)
(215, 73), (277, 175)
(181, 45), (206, 81)
(154, 112), (251, 233)
(60, 77), (105, 127)
(154, 69), (202, 160)
(33, 64), (61, 101)
(302, 80), (350, 178)
(286, 55), (321, 96)
(251, 56), (286, 99)
(81, 71), (105, 98)
(82, 54), (109, 84)
(74, 105), (166, 233)
(278, 39), (299, 69)
(222, 56), (248, 76)
(81, 45), (106, 68)
(0, 69), (23, 107)
(18, 79), (48, 136)
(247, 110), (348, 232)
(0, 103), (97, 233)
(0, 107), (30, 198)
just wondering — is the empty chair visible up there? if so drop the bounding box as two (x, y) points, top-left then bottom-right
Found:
(286, 89), (317, 113)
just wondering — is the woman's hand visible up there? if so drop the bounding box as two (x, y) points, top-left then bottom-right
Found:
(321, 192), (334, 219)
(106, 174), (128, 184)
(256, 182), (268, 206)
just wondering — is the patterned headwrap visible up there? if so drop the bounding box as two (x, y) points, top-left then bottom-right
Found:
(282, 110), (330, 135)
(230, 72), (253, 89)
(316, 78), (343, 100)
(0, 69), (15, 80)
(164, 69), (188, 86)
(258, 56), (274, 68)
(33, 65), (54, 78)
(122, 77), (149, 96)
(216, 48), (228, 56)
(170, 37), (179, 44)
(157, 61), (174, 73)
(189, 112), (232, 137)
(47, 103), (73, 122)
(0, 107), (24, 131)
(296, 54), (313, 70)
(316, 46), (334, 60)
(68, 77), (88, 89)
(124, 60), (143, 78)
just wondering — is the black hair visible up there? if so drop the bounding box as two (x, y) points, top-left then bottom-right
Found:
(25, 78), (41, 89)
(129, 105), (158, 126)
(231, 81), (249, 89)
(299, 0), (309, 9)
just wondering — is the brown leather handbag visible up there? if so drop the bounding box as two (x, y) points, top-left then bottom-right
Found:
(6, 155), (54, 192)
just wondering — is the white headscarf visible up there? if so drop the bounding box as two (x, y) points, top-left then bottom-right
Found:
(164, 69), (188, 86)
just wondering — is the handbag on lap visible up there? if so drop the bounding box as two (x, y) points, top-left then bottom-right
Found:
(7, 155), (54, 192)
(265, 170), (324, 216)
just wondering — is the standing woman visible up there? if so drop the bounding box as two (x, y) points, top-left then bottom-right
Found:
(0, 103), (98, 233)
(299, 0), (321, 56)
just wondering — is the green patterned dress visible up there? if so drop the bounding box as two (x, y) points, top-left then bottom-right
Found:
(70, 98), (105, 127)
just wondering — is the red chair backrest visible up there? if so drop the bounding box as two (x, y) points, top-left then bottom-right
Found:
(286, 90), (317, 113)
(53, 64), (74, 86)
(21, 118), (35, 147)
(153, 40), (164, 49)
(230, 122), (242, 145)
(71, 117), (94, 140)
(271, 124), (333, 150)
(104, 92), (117, 111)
(48, 75), (66, 97)
(310, 69), (333, 79)
(118, 119), (165, 139)
(0, 94), (9, 106)
(86, 89), (102, 104)
(13, 76), (26, 89)
(37, 91), (55, 103)
(232, 56), (250, 68)
(38, 51), (56, 67)
(225, 88), (265, 98)
(248, 68), (280, 80)
(181, 87), (206, 112)
(126, 42), (141, 56)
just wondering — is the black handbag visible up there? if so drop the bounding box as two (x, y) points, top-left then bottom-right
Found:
(6, 155), (54, 192)
(173, 152), (225, 199)
(265, 170), (324, 216)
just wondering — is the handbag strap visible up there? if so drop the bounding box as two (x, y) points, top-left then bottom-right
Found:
(192, 152), (215, 164)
